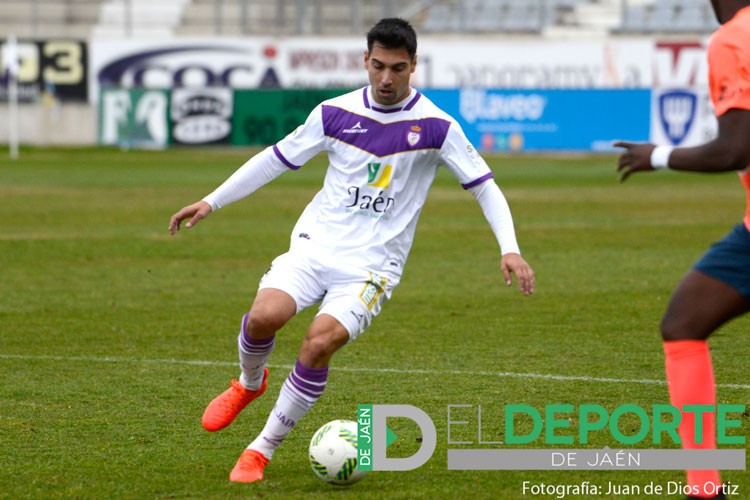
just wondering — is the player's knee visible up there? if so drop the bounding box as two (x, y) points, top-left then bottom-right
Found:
(301, 331), (347, 364)
(660, 313), (706, 341)
(301, 335), (335, 363)
(246, 308), (285, 337)
(659, 314), (681, 341)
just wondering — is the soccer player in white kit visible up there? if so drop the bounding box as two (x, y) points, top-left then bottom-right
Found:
(169, 18), (535, 483)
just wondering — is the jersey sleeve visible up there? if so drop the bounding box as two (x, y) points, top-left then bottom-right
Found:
(468, 180), (521, 255)
(202, 146), (288, 210)
(273, 104), (327, 169)
(439, 122), (494, 189)
(708, 33), (750, 116)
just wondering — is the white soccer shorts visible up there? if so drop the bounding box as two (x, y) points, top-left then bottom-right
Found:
(257, 250), (399, 341)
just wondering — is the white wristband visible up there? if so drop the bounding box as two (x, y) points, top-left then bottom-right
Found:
(650, 145), (673, 169)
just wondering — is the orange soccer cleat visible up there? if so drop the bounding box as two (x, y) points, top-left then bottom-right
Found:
(201, 368), (268, 432)
(229, 449), (270, 483)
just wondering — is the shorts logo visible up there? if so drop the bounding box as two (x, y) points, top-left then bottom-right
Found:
(407, 125), (421, 146)
(367, 162), (393, 189)
(359, 273), (387, 310)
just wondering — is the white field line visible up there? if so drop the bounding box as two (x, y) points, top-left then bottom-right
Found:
(1, 353), (749, 390)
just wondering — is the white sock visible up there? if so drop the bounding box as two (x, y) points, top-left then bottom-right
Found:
(248, 359), (328, 459)
(237, 312), (275, 390)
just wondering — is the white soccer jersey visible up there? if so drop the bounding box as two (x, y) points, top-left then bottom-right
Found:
(203, 85), (520, 277)
(270, 86), (509, 275)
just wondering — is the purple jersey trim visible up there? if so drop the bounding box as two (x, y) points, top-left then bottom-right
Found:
(322, 105), (450, 157)
(362, 87), (422, 113)
(461, 172), (494, 189)
(363, 87), (371, 109)
(403, 92), (422, 110)
(273, 144), (301, 170)
(370, 105), (404, 114)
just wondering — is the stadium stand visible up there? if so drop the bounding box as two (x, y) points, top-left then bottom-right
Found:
(615, 0), (719, 33)
(176, 0), (601, 36)
(420, 0), (594, 34)
(93, 0), (191, 37)
(0, 0), (722, 40)
(0, 0), (103, 38)
(176, 0), (428, 36)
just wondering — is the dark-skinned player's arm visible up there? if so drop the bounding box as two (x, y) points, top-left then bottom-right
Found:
(615, 108), (750, 182)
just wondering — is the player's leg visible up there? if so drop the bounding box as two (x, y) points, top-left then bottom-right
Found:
(202, 288), (297, 432)
(238, 288), (297, 389)
(660, 269), (749, 500)
(232, 270), (394, 482)
(661, 270), (748, 342)
(231, 314), (350, 482)
(203, 251), (325, 435)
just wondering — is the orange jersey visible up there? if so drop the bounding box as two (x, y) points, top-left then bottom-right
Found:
(707, 6), (750, 229)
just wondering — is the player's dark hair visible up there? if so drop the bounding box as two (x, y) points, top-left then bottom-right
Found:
(366, 18), (417, 58)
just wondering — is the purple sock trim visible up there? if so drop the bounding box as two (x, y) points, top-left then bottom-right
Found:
(239, 313), (275, 353)
(284, 359), (329, 403)
(242, 334), (275, 349)
(294, 358), (328, 383)
(284, 379), (321, 401)
(288, 372), (325, 398)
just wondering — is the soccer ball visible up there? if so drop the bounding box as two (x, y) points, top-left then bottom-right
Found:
(309, 419), (368, 485)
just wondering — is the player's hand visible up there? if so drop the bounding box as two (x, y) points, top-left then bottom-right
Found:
(614, 141), (657, 182)
(169, 200), (213, 235)
(501, 253), (535, 296)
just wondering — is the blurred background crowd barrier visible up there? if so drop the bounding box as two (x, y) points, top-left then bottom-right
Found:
(0, 0), (721, 151)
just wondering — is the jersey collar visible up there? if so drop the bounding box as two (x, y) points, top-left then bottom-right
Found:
(363, 86), (421, 113)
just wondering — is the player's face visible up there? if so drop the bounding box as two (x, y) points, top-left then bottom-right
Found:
(365, 43), (417, 106)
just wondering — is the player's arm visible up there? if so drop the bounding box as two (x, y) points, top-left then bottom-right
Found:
(439, 124), (534, 295)
(615, 108), (750, 182)
(469, 180), (535, 296)
(169, 105), (327, 235)
(168, 147), (287, 234)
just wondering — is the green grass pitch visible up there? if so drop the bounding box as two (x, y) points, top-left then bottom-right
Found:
(1, 147), (747, 499)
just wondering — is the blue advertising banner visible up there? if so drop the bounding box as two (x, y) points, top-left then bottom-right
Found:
(423, 88), (651, 152)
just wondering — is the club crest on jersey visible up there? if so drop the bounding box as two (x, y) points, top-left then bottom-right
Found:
(407, 125), (422, 146)
(367, 162), (393, 189)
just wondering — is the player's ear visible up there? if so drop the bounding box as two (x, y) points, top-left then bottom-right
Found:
(363, 50), (370, 69)
(411, 54), (417, 73)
